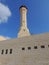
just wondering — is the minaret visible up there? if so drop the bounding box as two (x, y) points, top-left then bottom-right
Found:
(18, 5), (30, 38)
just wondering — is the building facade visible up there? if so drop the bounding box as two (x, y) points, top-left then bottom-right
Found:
(0, 6), (49, 65)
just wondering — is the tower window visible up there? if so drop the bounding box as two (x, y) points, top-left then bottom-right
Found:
(1, 49), (4, 54)
(41, 45), (45, 48)
(23, 29), (25, 31)
(34, 46), (38, 49)
(10, 49), (12, 54)
(22, 47), (25, 50)
(5, 49), (8, 54)
(28, 47), (31, 50)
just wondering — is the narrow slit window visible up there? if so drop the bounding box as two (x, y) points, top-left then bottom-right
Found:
(22, 47), (25, 50)
(1, 49), (4, 54)
(48, 45), (49, 47)
(10, 49), (12, 54)
(34, 46), (38, 49)
(28, 47), (31, 50)
(5, 49), (8, 54)
(41, 45), (45, 48)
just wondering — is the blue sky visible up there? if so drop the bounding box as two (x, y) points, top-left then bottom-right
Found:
(0, 0), (49, 38)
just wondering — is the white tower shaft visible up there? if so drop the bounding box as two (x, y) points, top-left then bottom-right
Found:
(20, 7), (27, 28)
(18, 6), (30, 38)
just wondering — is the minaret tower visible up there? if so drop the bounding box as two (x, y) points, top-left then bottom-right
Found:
(18, 5), (30, 38)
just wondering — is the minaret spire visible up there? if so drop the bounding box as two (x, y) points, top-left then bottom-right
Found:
(18, 5), (30, 38)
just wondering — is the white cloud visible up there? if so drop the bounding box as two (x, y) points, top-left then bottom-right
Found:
(0, 3), (11, 23)
(0, 36), (10, 41)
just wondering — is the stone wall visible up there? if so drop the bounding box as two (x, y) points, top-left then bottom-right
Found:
(0, 33), (49, 65)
